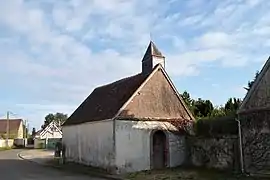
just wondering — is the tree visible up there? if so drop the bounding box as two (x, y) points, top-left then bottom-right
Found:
(210, 106), (226, 117)
(181, 91), (195, 113)
(41, 112), (68, 129)
(224, 98), (242, 115)
(182, 91), (192, 108)
(193, 98), (214, 118)
(31, 128), (36, 137)
(244, 71), (259, 91)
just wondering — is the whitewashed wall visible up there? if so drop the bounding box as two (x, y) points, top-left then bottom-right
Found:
(115, 120), (151, 173)
(0, 139), (14, 147)
(62, 120), (115, 171)
(115, 120), (187, 174)
(169, 133), (187, 167)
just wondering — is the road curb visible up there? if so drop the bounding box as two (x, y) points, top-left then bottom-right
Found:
(17, 151), (123, 180)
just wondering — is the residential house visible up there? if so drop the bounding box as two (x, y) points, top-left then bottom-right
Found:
(62, 41), (195, 174)
(237, 56), (270, 173)
(34, 120), (62, 149)
(0, 119), (24, 139)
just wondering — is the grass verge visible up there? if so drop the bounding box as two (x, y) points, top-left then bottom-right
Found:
(0, 147), (12, 151)
(44, 159), (270, 180)
(123, 167), (268, 180)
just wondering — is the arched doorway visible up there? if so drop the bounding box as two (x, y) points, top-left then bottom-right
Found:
(152, 130), (167, 169)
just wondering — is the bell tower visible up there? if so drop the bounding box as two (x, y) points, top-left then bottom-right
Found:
(142, 41), (165, 75)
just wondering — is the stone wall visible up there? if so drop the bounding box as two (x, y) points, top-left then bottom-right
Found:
(240, 111), (270, 173)
(188, 136), (239, 170)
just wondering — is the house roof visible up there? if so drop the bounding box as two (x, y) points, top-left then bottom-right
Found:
(63, 72), (150, 126)
(35, 129), (42, 136)
(238, 56), (270, 114)
(36, 121), (62, 138)
(63, 41), (194, 126)
(64, 64), (195, 126)
(0, 119), (22, 133)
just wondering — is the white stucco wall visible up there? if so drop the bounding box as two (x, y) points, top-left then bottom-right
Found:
(62, 120), (115, 171)
(115, 120), (187, 174)
(169, 133), (187, 167)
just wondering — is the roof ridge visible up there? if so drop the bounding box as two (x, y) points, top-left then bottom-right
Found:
(95, 73), (142, 89)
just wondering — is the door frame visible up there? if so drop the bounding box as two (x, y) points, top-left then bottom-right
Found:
(150, 130), (169, 169)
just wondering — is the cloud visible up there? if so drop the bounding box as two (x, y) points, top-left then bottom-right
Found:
(1, 0), (270, 128)
(196, 32), (232, 49)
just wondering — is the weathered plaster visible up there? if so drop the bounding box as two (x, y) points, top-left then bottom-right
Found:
(62, 120), (115, 171)
(115, 120), (186, 174)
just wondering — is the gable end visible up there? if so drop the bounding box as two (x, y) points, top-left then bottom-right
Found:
(238, 56), (270, 114)
(115, 65), (195, 120)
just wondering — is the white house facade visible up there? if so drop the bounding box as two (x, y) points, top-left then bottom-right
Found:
(35, 121), (62, 149)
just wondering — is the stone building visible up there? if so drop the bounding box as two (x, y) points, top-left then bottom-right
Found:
(237, 57), (270, 173)
(62, 41), (195, 174)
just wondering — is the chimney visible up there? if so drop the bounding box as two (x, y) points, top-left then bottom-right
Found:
(142, 41), (165, 75)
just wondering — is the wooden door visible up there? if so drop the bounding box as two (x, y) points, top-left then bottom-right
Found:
(152, 130), (166, 169)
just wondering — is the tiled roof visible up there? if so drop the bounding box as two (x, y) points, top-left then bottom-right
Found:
(63, 73), (149, 126)
(0, 119), (22, 133)
(142, 41), (164, 61)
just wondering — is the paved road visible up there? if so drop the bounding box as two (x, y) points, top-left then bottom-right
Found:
(0, 149), (106, 180)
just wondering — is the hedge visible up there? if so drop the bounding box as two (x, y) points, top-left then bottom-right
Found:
(195, 115), (238, 136)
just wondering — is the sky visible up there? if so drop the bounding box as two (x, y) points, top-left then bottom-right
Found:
(0, 0), (270, 130)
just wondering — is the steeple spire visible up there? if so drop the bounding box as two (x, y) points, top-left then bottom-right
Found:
(142, 41), (165, 75)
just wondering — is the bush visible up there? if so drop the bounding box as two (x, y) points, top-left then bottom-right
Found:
(195, 115), (238, 136)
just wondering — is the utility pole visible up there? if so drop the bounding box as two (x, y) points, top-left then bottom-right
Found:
(6, 111), (9, 147)
(24, 119), (27, 138)
(24, 119), (27, 147)
(27, 121), (29, 138)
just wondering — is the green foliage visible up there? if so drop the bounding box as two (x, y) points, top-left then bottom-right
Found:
(182, 91), (193, 108)
(0, 147), (12, 151)
(180, 90), (242, 136)
(181, 91), (242, 119)
(193, 98), (214, 118)
(244, 70), (259, 91)
(31, 128), (36, 137)
(41, 112), (68, 129)
(195, 115), (238, 136)
(224, 98), (242, 115)
(209, 106), (226, 118)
